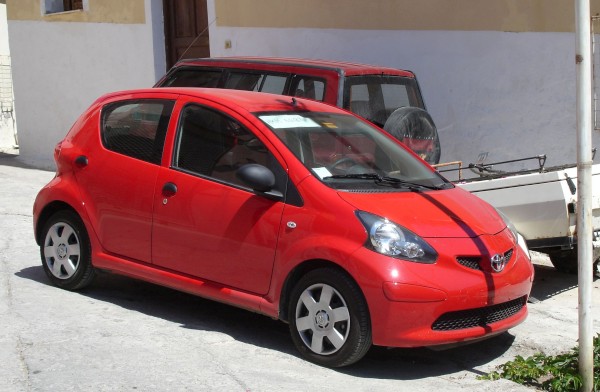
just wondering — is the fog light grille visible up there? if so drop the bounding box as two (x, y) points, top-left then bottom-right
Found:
(456, 257), (482, 270)
(431, 296), (527, 331)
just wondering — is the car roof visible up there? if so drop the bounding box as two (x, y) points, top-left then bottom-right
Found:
(173, 57), (416, 78)
(100, 87), (350, 114)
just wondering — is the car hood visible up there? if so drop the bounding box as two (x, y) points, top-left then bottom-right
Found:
(337, 187), (506, 238)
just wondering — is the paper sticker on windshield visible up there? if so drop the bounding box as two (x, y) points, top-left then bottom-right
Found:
(260, 115), (319, 129)
(321, 122), (338, 129)
(312, 167), (332, 179)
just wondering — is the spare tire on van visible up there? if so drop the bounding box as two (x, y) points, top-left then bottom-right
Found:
(383, 107), (441, 165)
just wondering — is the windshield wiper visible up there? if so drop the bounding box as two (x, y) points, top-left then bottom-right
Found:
(325, 173), (381, 180)
(324, 173), (442, 190)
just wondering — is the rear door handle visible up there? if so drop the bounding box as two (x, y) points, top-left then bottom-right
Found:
(162, 182), (178, 197)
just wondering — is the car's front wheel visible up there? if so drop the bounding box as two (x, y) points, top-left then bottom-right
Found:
(288, 268), (372, 367)
(40, 210), (95, 290)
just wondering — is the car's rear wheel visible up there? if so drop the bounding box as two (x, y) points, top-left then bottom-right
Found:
(40, 210), (95, 290)
(288, 268), (371, 367)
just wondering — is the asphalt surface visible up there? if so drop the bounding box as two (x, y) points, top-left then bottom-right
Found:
(1, 153), (598, 391)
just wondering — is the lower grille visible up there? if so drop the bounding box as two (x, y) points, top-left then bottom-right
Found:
(432, 296), (527, 331)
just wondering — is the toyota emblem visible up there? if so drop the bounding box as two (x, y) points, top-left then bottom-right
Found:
(490, 254), (507, 272)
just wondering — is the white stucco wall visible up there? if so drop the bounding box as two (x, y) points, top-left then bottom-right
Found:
(0, 4), (9, 55)
(8, 0), (166, 168)
(209, 25), (588, 171)
(0, 3), (17, 150)
(8, 0), (592, 170)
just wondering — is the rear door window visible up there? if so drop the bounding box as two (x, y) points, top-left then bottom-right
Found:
(101, 100), (175, 164)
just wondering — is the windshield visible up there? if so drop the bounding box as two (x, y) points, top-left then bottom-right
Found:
(257, 112), (451, 192)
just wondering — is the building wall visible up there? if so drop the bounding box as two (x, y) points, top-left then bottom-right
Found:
(208, 0), (600, 169)
(0, 3), (8, 54)
(6, 0), (600, 169)
(0, 2), (17, 149)
(6, 0), (166, 168)
(214, 0), (581, 32)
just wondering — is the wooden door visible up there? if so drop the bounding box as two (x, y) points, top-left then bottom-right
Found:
(163, 0), (210, 69)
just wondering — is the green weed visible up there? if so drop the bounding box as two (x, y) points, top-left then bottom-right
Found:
(479, 334), (599, 391)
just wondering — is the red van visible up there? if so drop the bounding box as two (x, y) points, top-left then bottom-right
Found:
(155, 57), (441, 164)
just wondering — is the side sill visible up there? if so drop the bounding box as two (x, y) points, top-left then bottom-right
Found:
(92, 252), (279, 319)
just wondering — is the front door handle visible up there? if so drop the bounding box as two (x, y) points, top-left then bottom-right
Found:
(162, 182), (178, 197)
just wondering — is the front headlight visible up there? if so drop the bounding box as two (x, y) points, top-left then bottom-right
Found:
(517, 233), (531, 260)
(356, 211), (438, 263)
(495, 208), (530, 259)
(495, 208), (518, 241)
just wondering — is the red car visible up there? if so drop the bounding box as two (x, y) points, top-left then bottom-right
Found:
(33, 88), (534, 367)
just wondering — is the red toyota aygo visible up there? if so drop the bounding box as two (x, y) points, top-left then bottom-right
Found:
(33, 88), (534, 367)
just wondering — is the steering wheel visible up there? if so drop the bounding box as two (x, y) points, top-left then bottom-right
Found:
(327, 157), (359, 172)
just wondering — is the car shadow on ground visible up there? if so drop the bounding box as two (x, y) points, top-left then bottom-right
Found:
(18, 265), (520, 379)
(530, 263), (578, 302)
(343, 334), (516, 379)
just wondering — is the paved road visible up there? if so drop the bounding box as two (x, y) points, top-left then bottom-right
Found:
(1, 154), (597, 391)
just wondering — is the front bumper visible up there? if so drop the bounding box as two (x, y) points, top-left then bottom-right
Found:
(350, 229), (535, 348)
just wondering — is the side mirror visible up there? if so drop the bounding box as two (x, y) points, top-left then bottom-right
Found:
(236, 164), (283, 201)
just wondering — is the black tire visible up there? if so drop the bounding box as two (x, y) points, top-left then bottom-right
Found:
(288, 268), (372, 367)
(40, 210), (95, 290)
(548, 249), (600, 278)
(548, 250), (578, 274)
(383, 107), (441, 165)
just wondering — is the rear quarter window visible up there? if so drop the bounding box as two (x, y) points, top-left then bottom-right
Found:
(101, 100), (175, 164)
